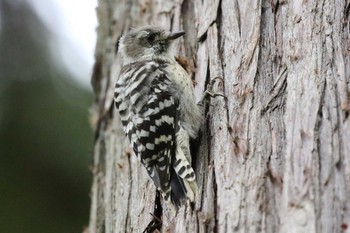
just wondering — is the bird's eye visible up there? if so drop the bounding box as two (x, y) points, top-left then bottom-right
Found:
(146, 33), (156, 43)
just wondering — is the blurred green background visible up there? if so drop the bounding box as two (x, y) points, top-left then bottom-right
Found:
(0, 0), (93, 232)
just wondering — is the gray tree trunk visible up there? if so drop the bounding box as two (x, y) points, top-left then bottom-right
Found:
(88, 0), (350, 232)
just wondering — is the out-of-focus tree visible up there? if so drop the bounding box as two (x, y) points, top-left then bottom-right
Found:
(0, 1), (93, 233)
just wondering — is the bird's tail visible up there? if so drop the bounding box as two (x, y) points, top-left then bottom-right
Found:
(168, 144), (198, 212)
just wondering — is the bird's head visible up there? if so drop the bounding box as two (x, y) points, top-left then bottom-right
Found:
(118, 26), (185, 64)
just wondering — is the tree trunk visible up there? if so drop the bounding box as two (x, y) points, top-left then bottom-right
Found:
(88, 0), (350, 232)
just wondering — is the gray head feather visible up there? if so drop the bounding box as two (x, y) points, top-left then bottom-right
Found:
(118, 26), (185, 64)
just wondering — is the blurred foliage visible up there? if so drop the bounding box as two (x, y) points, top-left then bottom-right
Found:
(0, 1), (93, 232)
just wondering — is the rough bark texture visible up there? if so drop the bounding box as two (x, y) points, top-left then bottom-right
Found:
(88, 0), (350, 232)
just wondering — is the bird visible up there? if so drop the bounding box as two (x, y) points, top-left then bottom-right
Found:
(114, 26), (202, 213)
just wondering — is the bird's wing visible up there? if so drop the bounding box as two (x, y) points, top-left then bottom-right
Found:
(127, 73), (178, 204)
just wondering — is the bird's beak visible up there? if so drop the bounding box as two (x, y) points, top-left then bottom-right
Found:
(167, 31), (185, 40)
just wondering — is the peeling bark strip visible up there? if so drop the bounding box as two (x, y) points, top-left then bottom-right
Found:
(88, 0), (350, 232)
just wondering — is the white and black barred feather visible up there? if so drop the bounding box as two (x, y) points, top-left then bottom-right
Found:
(114, 59), (196, 209)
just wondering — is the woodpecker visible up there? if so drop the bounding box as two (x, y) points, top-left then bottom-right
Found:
(114, 26), (202, 212)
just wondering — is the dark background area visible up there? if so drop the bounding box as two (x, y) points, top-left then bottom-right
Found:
(0, 1), (93, 232)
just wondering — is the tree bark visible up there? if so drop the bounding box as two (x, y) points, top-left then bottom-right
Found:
(88, 0), (350, 232)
